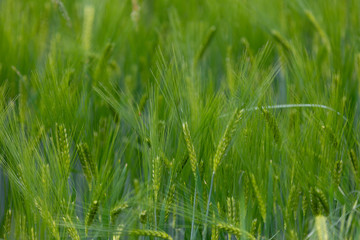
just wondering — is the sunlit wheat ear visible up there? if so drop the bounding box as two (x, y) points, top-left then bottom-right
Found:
(216, 222), (256, 240)
(261, 107), (280, 144)
(270, 30), (291, 53)
(77, 143), (92, 188)
(110, 202), (129, 222)
(182, 122), (198, 181)
(130, 229), (173, 240)
(34, 198), (60, 240)
(85, 200), (99, 236)
(332, 160), (343, 187)
(3, 209), (12, 239)
(82, 5), (95, 52)
(249, 174), (266, 222)
(78, 142), (97, 180)
(286, 185), (299, 221)
(213, 108), (243, 173)
(152, 156), (162, 203)
(304, 10), (331, 53)
(315, 215), (328, 240)
(63, 215), (80, 240)
(56, 123), (70, 178)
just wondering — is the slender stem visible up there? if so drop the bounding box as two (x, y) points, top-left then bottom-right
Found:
(219, 104), (348, 122)
(190, 187), (197, 240)
(202, 171), (215, 240)
(154, 202), (157, 230)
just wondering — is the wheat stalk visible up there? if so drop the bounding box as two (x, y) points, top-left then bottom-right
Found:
(152, 156), (161, 203)
(152, 156), (162, 227)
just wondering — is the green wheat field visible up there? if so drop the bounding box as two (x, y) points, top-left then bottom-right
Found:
(1, 0), (360, 239)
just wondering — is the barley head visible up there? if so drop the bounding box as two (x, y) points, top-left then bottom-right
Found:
(213, 108), (243, 173)
(182, 122), (198, 181)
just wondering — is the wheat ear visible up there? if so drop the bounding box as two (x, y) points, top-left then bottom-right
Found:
(82, 5), (95, 52)
(63, 215), (80, 240)
(216, 222), (256, 240)
(56, 123), (71, 178)
(182, 122), (198, 181)
(130, 229), (173, 240)
(315, 215), (328, 240)
(250, 174), (266, 222)
(85, 200), (99, 235)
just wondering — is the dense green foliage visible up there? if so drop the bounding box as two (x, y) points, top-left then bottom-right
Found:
(1, 0), (360, 239)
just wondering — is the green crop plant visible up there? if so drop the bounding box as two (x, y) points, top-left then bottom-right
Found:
(0, 0), (360, 239)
